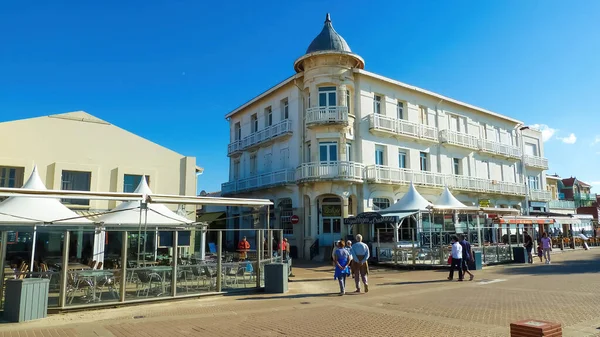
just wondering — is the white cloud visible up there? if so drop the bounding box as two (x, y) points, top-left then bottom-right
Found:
(590, 181), (600, 186)
(530, 124), (556, 142)
(557, 133), (577, 144)
(591, 135), (600, 146)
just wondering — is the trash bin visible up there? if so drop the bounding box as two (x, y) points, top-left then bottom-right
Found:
(512, 246), (528, 264)
(468, 251), (483, 270)
(4, 278), (50, 322)
(264, 263), (288, 294)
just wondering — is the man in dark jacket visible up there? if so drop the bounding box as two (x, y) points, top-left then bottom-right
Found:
(458, 234), (475, 281)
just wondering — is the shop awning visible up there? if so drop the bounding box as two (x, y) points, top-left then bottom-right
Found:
(494, 217), (555, 225)
(196, 212), (225, 223)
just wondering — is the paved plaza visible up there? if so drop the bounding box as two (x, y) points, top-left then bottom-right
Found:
(1, 249), (600, 336)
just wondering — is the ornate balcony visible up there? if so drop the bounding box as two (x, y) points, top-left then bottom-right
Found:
(478, 139), (521, 160)
(296, 161), (364, 183)
(365, 165), (526, 196)
(523, 155), (549, 170)
(227, 120), (292, 156)
(368, 114), (438, 142)
(439, 129), (479, 150)
(305, 106), (348, 127)
(574, 193), (597, 201)
(548, 200), (575, 210)
(221, 169), (296, 196)
(529, 189), (552, 202)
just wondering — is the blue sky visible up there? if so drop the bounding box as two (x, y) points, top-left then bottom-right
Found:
(1, 1), (599, 193)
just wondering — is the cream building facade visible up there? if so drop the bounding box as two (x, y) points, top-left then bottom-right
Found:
(0, 111), (201, 215)
(221, 14), (550, 259)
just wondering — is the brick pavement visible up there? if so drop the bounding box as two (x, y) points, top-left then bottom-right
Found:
(1, 250), (600, 336)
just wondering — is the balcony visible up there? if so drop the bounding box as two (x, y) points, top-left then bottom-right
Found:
(296, 161), (364, 183)
(478, 139), (522, 160)
(574, 193), (597, 201)
(365, 165), (526, 196)
(221, 169), (296, 195)
(523, 155), (549, 170)
(368, 114), (438, 142)
(548, 200), (575, 210)
(529, 189), (552, 202)
(439, 129), (479, 150)
(305, 106), (348, 127)
(227, 120), (292, 156)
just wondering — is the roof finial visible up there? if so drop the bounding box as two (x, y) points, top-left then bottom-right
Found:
(325, 13), (331, 23)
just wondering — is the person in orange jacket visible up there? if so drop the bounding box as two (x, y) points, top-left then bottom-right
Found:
(238, 236), (250, 261)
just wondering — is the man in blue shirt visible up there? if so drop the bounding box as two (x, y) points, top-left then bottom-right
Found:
(458, 234), (475, 281)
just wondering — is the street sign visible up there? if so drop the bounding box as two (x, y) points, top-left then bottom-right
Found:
(290, 215), (300, 224)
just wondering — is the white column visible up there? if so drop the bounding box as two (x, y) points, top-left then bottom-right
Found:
(92, 228), (106, 268)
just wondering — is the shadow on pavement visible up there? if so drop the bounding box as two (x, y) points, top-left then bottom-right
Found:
(495, 258), (600, 276)
(235, 293), (337, 301)
(377, 279), (449, 286)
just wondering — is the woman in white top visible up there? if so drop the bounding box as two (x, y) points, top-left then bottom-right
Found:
(448, 235), (464, 281)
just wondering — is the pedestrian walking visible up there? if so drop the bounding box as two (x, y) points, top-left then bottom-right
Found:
(345, 240), (355, 279)
(350, 234), (370, 293)
(333, 240), (351, 295)
(523, 230), (533, 264)
(458, 234), (474, 281)
(448, 235), (463, 281)
(541, 232), (552, 264)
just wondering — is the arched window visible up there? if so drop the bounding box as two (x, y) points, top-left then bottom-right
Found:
(372, 198), (391, 211)
(278, 198), (293, 235)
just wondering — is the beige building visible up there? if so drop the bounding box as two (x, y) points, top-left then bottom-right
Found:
(0, 111), (201, 215)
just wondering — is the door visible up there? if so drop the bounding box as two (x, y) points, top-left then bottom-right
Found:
(321, 218), (342, 247)
(318, 142), (338, 177)
(318, 87), (337, 120)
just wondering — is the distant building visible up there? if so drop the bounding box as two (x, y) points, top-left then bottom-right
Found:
(221, 14), (549, 258)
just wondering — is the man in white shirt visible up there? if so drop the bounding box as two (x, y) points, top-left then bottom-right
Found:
(448, 235), (464, 281)
(350, 234), (370, 293)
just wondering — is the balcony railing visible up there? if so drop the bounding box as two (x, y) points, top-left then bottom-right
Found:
(227, 120), (292, 156)
(305, 106), (348, 126)
(439, 129), (479, 150)
(221, 169), (296, 195)
(365, 165), (526, 196)
(523, 155), (549, 170)
(548, 200), (575, 209)
(369, 114), (438, 142)
(478, 139), (522, 159)
(574, 193), (597, 201)
(529, 189), (552, 202)
(296, 161), (364, 182)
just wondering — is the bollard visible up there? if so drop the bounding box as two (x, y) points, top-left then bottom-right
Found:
(510, 319), (562, 337)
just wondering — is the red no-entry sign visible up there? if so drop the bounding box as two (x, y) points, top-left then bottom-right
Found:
(290, 215), (300, 224)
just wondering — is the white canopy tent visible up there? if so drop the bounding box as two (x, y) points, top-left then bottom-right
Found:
(0, 166), (92, 271)
(433, 186), (468, 209)
(379, 182), (433, 244)
(97, 177), (194, 264)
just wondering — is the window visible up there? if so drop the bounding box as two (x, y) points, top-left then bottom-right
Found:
(279, 198), (294, 235)
(265, 106), (273, 127)
(61, 170), (91, 205)
(0, 166), (24, 188)
(251, 114), (258, 132)
(373, 198), (391, 211)
(525, 143), (538, 156)
(263, 153), (272, 171)
(346, 142), (352, 161)
(319, 142), (338, 162)
(306, 143), (311, 162)
(397, 101), (404, 119)
(281, 99), (289, 120)
(345, 90), (351, 112)
(318, 86), (337, 107)
(250, 153), (257, 175)
(124, 174), (150, 193)
(419, 106), (428, 124)
(374, 95), (382, 114)
(375, 145), (385, 165)
(449, 115), (461, 132)
(398, 150), (407, 169)
(419, 152), (428, 171)
(234, 122), (241, 141)
(233, 159), (240, 180)
(280, 148), (290, 168)
(453, 158), (461, 175)
(528, 175), (540, 190)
